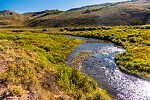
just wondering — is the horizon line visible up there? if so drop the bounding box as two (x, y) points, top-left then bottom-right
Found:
(0, 0), (130, 14)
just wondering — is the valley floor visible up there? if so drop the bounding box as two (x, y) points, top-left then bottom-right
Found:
(0, 25), (150, 99)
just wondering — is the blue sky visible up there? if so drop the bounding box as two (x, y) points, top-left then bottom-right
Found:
(0, 0), (127, 13)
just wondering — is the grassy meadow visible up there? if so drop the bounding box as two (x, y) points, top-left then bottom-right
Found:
(0, 25), (150, 99)
(0, 29), (110, 100)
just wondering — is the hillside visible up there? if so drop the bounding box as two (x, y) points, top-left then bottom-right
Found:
(0, 0), (150, 27)
(0, 10), (29, 27)
(24, 9), (64, 19)
(28, 0), (150, 27)
(0, 10), (64, 27)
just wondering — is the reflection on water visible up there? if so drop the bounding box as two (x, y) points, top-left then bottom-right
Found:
(65, 36), (150, 100)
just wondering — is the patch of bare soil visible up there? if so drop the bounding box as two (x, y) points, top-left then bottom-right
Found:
(0, 54), (14, 73)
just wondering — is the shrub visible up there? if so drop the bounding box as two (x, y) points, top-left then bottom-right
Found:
(129, 37), (137, 43)
(12, 30), (24, 32)
(145, 26), (150, 29)
(42, 29), (48, 31)
(57, 67), (97, 92)
(9, 86), (24, 96)
(60, 28), (64, 31)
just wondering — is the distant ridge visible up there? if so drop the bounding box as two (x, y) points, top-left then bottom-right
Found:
(24, 9), (63, 17)
(67, 1), (130, 12)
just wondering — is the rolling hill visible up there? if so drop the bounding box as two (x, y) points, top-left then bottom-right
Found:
(28, 0), (150, 27)
(0, 0), (150, 27)
(0, 10), (29, 27)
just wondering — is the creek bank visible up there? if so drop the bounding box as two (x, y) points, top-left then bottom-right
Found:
(65, 35), (150, 100)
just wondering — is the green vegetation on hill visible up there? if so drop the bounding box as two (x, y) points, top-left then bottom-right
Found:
(60, 25), (150, 79)
(0, 30), (110, 100)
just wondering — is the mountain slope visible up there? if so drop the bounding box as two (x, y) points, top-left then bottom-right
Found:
(28, 0), (150, 27)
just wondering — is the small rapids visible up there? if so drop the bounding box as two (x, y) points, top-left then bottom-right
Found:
(65, 36), (150, 100)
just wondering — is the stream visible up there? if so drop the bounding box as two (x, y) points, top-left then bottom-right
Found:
(65, 36), (150, 100)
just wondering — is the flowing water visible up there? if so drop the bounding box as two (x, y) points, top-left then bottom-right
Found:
(65, 36), (150, 100)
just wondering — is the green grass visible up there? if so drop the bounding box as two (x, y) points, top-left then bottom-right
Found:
(61, 25), (150, 79)
(0, 30), (110, 99)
